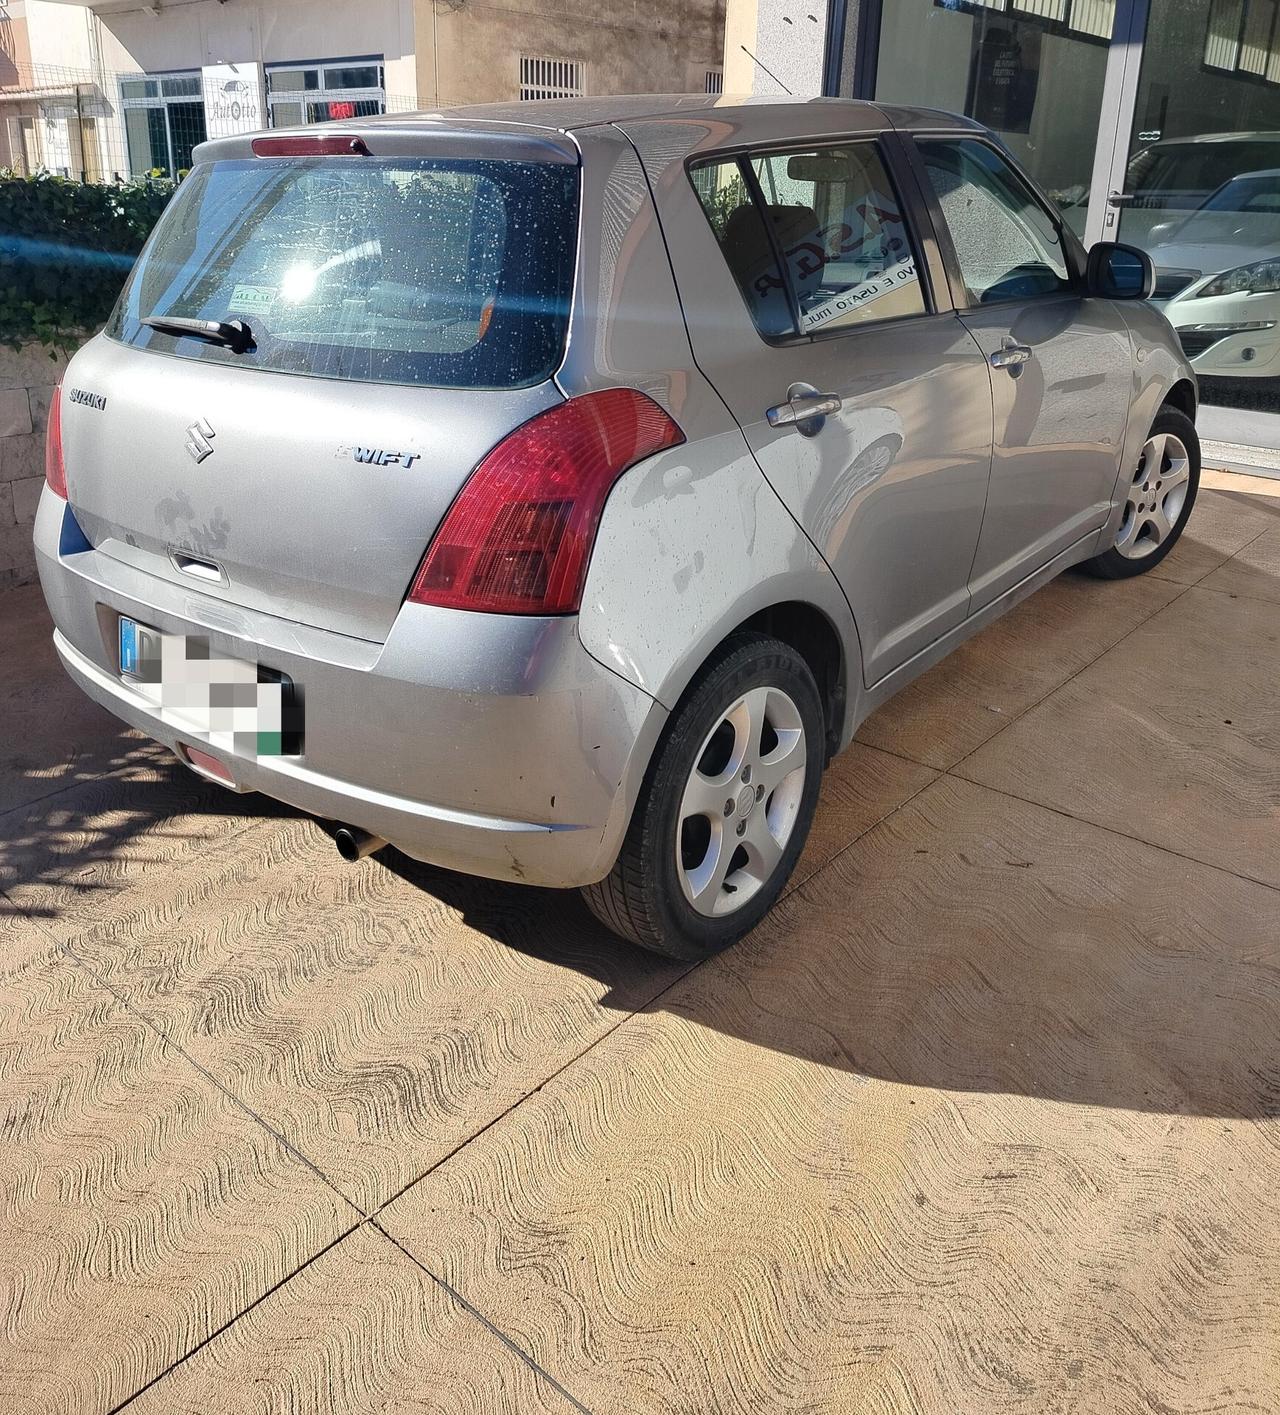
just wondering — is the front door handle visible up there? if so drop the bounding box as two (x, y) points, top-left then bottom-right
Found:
(766, 388), (843, 433)
(989, 342), (1033, 371)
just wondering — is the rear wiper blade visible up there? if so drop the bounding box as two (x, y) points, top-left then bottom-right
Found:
(141, 315), (255, 354)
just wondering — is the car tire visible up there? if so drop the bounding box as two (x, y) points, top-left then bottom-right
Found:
(582, 632), (825, 961)
(1082, 406), (1200, 580)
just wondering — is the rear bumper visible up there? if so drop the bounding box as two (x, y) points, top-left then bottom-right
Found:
(35, 491), (667, 888)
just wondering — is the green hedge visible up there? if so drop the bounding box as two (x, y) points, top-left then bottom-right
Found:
(0, 171), (175, 354)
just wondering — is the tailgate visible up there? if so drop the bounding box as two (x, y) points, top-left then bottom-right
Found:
(62, 337), (559, 642)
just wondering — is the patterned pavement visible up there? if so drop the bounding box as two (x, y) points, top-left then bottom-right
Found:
(3, 472), (1279, 1414)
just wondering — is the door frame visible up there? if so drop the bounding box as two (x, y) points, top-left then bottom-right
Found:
(1085, 0), (1153, 247)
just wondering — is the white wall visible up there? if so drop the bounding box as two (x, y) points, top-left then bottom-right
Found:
(89, 0), (415, 84)
(724, 0), (827, 97)
(20, 1), (98, 70)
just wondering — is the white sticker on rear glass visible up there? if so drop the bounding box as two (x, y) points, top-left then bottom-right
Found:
(228, 284), (277, 314)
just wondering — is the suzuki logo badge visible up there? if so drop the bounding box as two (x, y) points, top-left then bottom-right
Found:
(186, 418), (215, 463)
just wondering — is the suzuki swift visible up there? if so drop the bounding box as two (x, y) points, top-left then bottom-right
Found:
(37, 96), (1199, 959)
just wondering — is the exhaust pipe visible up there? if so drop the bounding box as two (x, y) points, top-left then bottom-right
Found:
(334, 825), (388, 863)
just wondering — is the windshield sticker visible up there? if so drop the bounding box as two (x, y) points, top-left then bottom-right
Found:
(228, 284), (278, 315)
(802, 260), (919, 331)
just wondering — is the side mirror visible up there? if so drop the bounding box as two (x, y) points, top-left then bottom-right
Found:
(1087, 242), (1154, 300)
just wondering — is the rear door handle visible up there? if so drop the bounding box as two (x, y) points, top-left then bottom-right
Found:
(766, 390), (843, 431)
(989, 342), (1033, 371)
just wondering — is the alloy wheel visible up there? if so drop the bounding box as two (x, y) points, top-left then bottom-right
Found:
(676, 686), (808, 917)
(1115, 432), (1191, 560)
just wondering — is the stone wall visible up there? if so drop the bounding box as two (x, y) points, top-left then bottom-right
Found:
(1, 343), (68, 590)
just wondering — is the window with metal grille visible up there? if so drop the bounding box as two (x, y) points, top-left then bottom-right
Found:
(266, 60), (386, 127)
(119, 71), (208, 178)
(519, 56), (583, 100)
(705, 69), (724, 94)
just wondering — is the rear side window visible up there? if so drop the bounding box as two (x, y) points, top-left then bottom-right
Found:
(109, 155), (579, 389)
(916, 139), (1070, 306)
(691, 141), (926, 339)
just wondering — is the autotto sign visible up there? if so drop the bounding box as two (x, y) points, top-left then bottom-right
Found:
(201, 63), (266, 139)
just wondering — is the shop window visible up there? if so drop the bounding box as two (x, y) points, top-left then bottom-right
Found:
(120, 71), (208, 178)
(266, 60), (386, 126)
(519, 57), (584, 100)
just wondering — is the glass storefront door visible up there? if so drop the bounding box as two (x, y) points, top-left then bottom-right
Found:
(871, 0), (1280, 444)
(1109, 0), (1280, 432)
(875, 0), (1118, 237)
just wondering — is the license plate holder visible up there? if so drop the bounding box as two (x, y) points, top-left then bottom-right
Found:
(117, 615), (303, 756)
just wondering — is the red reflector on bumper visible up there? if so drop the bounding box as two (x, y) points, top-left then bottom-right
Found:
(182, 745), (235, 784)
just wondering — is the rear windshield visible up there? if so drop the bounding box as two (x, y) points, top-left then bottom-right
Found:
(108, 154), (579, 389)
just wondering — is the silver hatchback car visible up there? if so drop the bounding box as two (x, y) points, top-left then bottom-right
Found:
(38, 95), (1198, 959)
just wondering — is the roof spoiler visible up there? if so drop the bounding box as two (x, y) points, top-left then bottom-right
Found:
(192, 120), (580, 168)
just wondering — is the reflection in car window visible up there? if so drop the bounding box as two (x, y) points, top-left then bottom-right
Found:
(111, 156), (578, 388)
(917, 139), (1071, 305)
(690, 143), (926, 338)
(751, 145), (925, 334)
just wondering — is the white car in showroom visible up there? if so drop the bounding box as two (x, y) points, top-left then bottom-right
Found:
(1148, 168), (1280, 382)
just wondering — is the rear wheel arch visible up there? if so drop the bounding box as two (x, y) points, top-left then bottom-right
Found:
(652, 599), (853, 766)
(1163, 378), (1197, 422)
(736, 601), (847, 763)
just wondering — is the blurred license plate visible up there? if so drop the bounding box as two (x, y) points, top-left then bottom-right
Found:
(118, 615), (302, 756)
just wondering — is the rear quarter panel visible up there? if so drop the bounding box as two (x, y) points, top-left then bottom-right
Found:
(567, 126), (859, 736)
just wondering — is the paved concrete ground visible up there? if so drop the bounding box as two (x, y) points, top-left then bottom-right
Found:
(3, 470), (1280, 1415)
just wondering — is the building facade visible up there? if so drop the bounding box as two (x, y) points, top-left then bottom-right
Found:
(0, 0), (724, 179)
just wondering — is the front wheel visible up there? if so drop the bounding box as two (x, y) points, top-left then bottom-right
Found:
(582, 633), (825, 960)
(1082, 406), (1200, 579)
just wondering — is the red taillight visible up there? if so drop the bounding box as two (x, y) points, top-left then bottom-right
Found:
(44, 384), (66, 499)
(409, 388), (684, 616)
(251, 134), (369, 157)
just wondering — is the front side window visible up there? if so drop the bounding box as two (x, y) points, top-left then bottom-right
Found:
(916, 138), (1071, 304)
(109, 155), (578, 389)
(691, 141), (926, 339)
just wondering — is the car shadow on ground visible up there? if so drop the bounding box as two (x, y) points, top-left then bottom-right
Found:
(378, 845), (1280, 1124)
(0, 751), (297, 921)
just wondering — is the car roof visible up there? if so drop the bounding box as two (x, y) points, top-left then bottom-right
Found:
(194, 94), (983, 168)
(310, 93), (982, 138)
